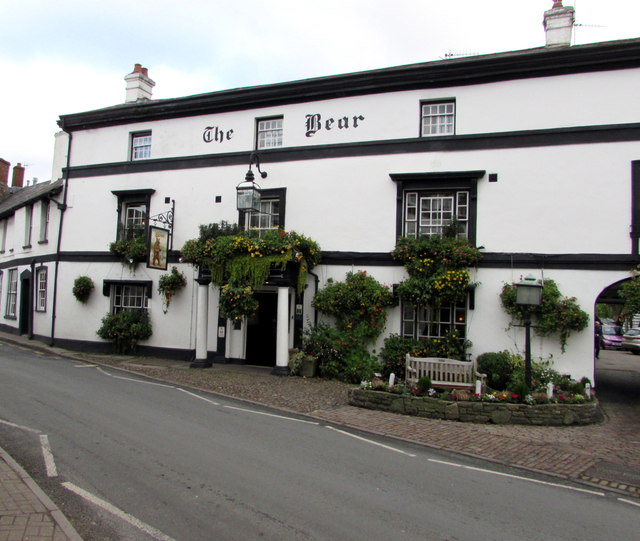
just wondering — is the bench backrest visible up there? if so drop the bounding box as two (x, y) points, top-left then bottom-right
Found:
(405, 355), (477, 385)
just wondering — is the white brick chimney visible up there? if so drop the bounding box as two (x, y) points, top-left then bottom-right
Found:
(124, 64), (155, 103)
(543, 1), (575, 47)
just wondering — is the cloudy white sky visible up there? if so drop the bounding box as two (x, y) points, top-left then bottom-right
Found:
(1, 0), (638, 183)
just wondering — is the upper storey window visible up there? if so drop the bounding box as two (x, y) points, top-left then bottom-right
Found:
(421, 101), (455, 136)
(131, 131), (152, 160)
(256, 117), (283, 149)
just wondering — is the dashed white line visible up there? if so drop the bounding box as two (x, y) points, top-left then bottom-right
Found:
(39, 434), (58, 477)
(0, 418), (42, 434)
(223, 405), (320, 424)
(428, 458), (605, 497)
(62, 482), (178, 541)
(325, 426), (417, 456)
(95, 367), (176, 388)
(618, 497), (640, 508)
(176, 388), (220, 405)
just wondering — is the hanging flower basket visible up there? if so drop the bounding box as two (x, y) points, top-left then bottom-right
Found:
(72, 276), (94, 304)
(157, 266), (187, 314)
(219, 284), (259, 321)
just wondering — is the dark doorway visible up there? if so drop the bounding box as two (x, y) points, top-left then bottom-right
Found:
(246, 291), (278, 366)
(19, 271), (32, 336)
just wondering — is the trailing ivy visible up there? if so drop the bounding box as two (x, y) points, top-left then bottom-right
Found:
(500, 279), (589, 352)
(181, 225), (321, 320)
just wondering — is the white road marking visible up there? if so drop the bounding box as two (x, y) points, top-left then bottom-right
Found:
(74, 364), (97, 367)
(325, 426), (417, 457)
(428, 458), (605, 496)
(0, 418), (42, 434)
(62, 482), (178, 541)
(39, 434), (58, 477)
(224, 405), (319, 425)
(96, 367), (175, 388)
(176, 388), (220, 405)
(618, 497), (640, 508)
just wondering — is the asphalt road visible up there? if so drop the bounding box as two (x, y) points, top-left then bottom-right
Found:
(1, 343), (638, 540)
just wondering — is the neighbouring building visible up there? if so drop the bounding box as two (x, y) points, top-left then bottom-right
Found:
(2, 2), (639, 383)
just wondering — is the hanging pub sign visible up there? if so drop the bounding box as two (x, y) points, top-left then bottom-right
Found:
(148, 226), (170, 270)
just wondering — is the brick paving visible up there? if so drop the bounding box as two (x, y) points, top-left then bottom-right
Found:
(0, 447), (81, 541)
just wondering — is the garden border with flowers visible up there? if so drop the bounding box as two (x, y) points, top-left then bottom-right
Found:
(349, 387), (600, 426)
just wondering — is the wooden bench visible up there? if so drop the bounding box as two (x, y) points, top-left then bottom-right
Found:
(405, 354), (486, 392)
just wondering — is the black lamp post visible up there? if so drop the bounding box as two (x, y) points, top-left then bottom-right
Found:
(514, 274), (543, 389)
(236, 153), (267, 213)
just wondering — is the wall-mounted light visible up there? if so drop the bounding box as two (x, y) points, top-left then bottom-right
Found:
(236, 153), (267, 213)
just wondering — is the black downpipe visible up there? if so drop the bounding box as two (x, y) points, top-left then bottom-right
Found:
(49, 131), (72, 346)
(308, 270), (320, 326)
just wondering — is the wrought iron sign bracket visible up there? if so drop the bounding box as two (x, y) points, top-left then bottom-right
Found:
(149, 199), (175, 251)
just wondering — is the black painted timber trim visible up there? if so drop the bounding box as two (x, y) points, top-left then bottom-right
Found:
(64, 123), (640, 179)
(58, 39), (640, 131)
(3, 251), (636, 272)
(320, 251), (640, 271)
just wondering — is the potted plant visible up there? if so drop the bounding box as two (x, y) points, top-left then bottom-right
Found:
(157, 266), (187, 313)
(72, 276), (94, 303)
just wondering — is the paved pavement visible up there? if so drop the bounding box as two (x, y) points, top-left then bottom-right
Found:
(1, 334), (639, 540)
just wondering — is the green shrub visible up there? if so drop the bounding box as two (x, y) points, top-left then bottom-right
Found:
(477, 351), (522, 391)
(312, 271), (394, 343)
(302, 324), (349, 379)
(417, 375), (432, 395)
(379, 334), (423, 379)
(97, 310), (152, 354)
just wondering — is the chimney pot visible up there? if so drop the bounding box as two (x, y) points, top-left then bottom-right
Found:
(12, 163), (25, 188)
(543, 1), (575, 47)
(0, 158), (10, 186)
(124, 64), (155, 103)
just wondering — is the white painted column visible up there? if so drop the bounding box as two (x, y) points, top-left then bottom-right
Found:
(191, 279), (212, 368)
(273, 286), (290, 375)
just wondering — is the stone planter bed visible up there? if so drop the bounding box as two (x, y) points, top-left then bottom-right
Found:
(349, 388), (601, 426)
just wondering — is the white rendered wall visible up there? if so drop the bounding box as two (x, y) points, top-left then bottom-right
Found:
(64, 67), (640, 167)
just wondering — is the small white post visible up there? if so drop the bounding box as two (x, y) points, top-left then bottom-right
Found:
(585, 382), (592, 397)
(546, 382), (555, 399)
(389, 373), (395, 388)
(475, 379), (482, 395)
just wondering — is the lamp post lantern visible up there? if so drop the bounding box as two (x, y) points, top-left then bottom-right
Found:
(514, 274), (543, 389)
(236, 153), (267, 213)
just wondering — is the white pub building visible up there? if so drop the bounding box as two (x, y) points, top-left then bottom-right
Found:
(1, 2), (639, 383)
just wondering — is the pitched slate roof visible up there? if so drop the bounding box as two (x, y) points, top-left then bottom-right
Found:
(0, 179), (63, 219)
(57, 38), (640, 132)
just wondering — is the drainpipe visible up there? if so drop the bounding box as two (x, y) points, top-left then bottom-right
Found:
(49, 131), (72, 346)
(29, 259), (35, 339)
(308, 270), (320, 326)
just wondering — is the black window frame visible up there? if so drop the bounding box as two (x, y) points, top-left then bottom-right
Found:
(238, 187), (286, 232)
(255, 116), (284, 150)
(419, 99), (456, 137)
(130, 131), (152, 161)
(390, 171), (484, 245)
(112, 189), (155, 241)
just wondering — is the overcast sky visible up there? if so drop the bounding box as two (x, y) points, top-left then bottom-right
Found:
(1, 0), (638, 183)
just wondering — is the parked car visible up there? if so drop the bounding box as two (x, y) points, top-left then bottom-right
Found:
(621, 328), (640, 354)
(602, 325), (623, 350)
